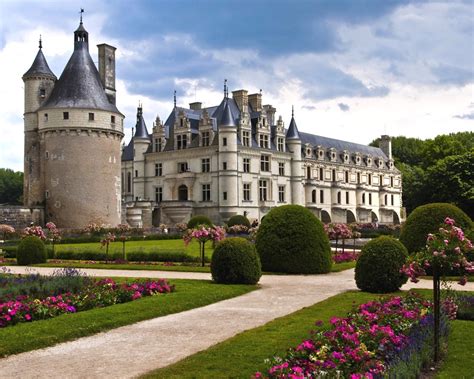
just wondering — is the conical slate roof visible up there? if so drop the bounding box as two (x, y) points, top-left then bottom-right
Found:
(23, 48), (56, 80)
(286, 115), (300, 140)
(133, 106), (150, 139)
(219, 100), (236, 128)
(40, 22), (119, 113)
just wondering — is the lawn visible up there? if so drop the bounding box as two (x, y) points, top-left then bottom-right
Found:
(0, 278), (257, 357)
(143, 289), (474, 379)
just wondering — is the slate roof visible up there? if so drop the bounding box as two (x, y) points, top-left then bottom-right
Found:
(286, 116), (300, 140)
(40, 22), (120, 113)
(23, 48), (56, 80)
(134, 107), (150, 139)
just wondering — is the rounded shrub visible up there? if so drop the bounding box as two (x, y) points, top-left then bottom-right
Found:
(355, 236), (408, 293)
(400, 203), (472, 254)
(16, 236), (47, 265)
(227, 215), (251, 228)
(255, 205), (332, 274)
(187, 215), (213, 229)
(211, 237), (261, 284)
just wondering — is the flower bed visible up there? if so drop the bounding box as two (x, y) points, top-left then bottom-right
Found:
(333, 251), (359, 264)
(0, 269), (174, 328)
(256, 293), (447, 378)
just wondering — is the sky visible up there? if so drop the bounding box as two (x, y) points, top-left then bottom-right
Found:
(0, 0), (472, 171)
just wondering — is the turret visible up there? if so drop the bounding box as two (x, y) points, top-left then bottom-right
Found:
(286, 107), (304, 205)
(132, 104), (151, 200)
(22, 37), (57, 206)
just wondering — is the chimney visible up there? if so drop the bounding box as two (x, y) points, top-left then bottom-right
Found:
(189, 102), (202, 110)
(97, 44), (117, 105)
(379, 135), (392, 160)
(232, 89), (248, 112)
(248, 92), (262, 112)
(263, 104), (276, 126)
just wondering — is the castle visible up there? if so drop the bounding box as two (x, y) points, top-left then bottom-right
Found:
(22, 19), (403, 229)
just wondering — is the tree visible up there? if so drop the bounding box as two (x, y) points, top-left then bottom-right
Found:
(0, 169), (23, 204)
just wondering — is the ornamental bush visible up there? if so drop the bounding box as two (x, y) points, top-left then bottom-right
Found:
(255, 205), (332, 274)
(400, 203), (472, 254)
(16, 236), (47, 265)
(211, 237), (261, 284)
(355, 236), (408, 293)
(227, 215), (251, 228)
(187, 215), (213, 229)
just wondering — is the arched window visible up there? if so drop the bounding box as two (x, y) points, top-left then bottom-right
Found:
(178, 185), (188, 201)
(312, 190), (316, 203)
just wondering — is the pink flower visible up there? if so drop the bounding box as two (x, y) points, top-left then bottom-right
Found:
(458, 276), (467, 286)
(444, 217), (455, 226)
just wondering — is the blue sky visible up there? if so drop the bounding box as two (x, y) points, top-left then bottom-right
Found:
(0, 0), (472, 171)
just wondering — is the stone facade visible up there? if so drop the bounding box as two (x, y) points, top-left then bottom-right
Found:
(22, 22), (124, 228)
(122, 89), (403, 227)
(0, 206), (44, 230)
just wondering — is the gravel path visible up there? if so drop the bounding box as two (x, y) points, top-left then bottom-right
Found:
(1, 266), (473, 379)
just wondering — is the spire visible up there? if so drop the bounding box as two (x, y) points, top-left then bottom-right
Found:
(133, 103), (150, 139)
(80, 8), (84, 24)
(173, 90), (177, 109)
(219, 100), (236, 128)
(23, 39), (56, 80)
(74, 9), (89, 51)
(224, 79), (228, 99)
(286, 105), (300, 140)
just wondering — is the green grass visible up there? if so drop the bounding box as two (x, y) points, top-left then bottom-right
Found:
(330, 261), (356, 272)
(144, 289), (474, 379)
(0, 279), (256, 357)
(143, 291), (378, 379)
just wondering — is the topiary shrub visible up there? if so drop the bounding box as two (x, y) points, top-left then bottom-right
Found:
(355, 236), (408, 293)
(400, 203), (473, 254)
(255, 205), (332, 274)
(16, 236), (47, 265)
(187, 215), (213, 229)
(227, 215), (251, 228)
(211, 237), (261, 284)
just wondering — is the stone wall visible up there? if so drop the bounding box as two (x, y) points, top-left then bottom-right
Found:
(0, 206), (44, 229)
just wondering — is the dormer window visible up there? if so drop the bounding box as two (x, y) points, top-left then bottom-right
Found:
(306, 147), (312, 157)
(277, 137), (284, 152)
(343, 153), (349, 163)
(202, 131), (210, 147)
(177, 134), (187, 150)
(259, 134), (269, 149)
(180, 118), (184, 127)
(242, 131), (250, 147)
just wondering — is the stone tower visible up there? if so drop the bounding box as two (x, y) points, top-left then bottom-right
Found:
(286, 108), (304, 205)
(131, 104), (151, 201)
(23, 19), (124, 228)
(22, 37), (57, 206)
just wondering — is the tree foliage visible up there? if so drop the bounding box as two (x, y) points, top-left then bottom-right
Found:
(0, 168), (23, 204)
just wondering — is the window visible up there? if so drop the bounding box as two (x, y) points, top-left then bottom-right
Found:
(222, 137), (227, 146)
(278, 185), (285, 202)
(369, 193), (372, 205)
(89, 112), (94, 121)
(384, 194), (388, 205)
(177, 134), (187, 150)
(155, 163), (162, 176)
(201, 131), (210, 147)
(135, 170), (138, 177)
(155, 187), (163, 203)
(44, 113), (48, 122)
(242, 131), (250, 147)
(312, 190), (316, 203)
(243, 158), (250, 173)
(178, 185), (188, 201)
(277, 137), (284, 151)
(380, 175), (383, 186)
(202, 184), (211, 201)
(346, 191), (349, 204)
(202, 158), (210, 173)
(45, 151), (49, 159)
(111, 115), (115, 124)
(243, 183), (251, 201)
(362, 193), (366, 204)
(45, 190), (49, 199)
(307, 166), (311, 179)
(127, 172), (131, 192)
(368, 174), (372, 185)
(178, 162), (188, 173)
(319, 168), (324, 180)
(39, 88), (46, 98)
(259, 134), (269, 148)
(332, 169), (336, 181)
(390, 177), (394, 187)
(357, 173), (361, 184)
(259, 180), (268, 201)
(223, 191), (227, 201)
(63, 112), (69, 120)
(391, 194), (394, 205)
(320, 190), (324, 203)
(337, 191), (341, 204)
(345, 171), (349, 183)
(180, 118), (184, 127)
(222, 162), (227, 170)
(260, 155), (270, 172)
(279, 162), (285, 176)
(154, 138), (161, 152)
